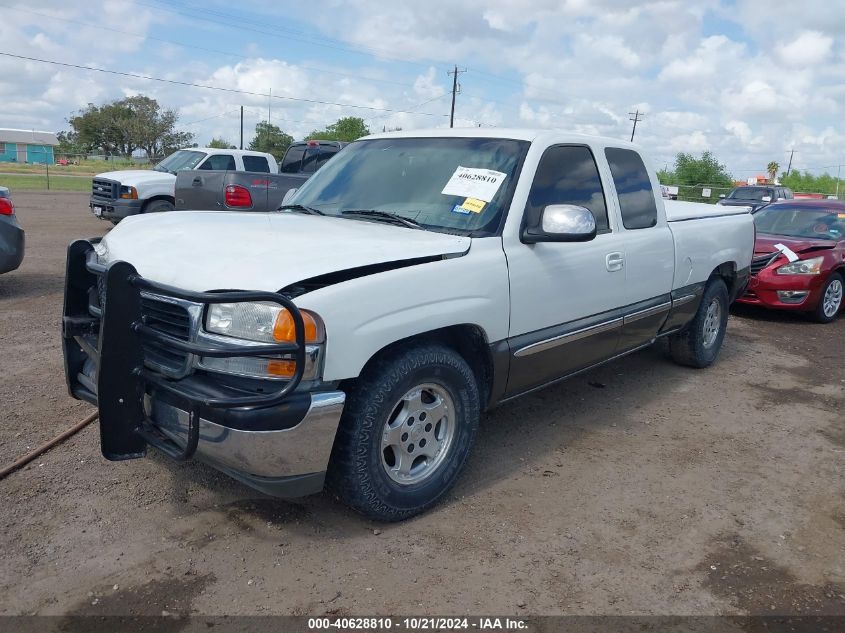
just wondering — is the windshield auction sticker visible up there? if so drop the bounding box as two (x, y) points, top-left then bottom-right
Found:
(441, 166), (507, 202)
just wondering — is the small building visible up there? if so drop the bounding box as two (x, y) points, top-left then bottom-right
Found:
(0, 128), (59, 165)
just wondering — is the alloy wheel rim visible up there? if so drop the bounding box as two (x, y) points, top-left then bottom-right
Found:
(702, 299), (721, 349)
(380, 383), (456, 485)
(823, 279), (843, 318)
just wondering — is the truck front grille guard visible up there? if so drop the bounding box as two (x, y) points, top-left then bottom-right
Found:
(61, 239), (306, 462)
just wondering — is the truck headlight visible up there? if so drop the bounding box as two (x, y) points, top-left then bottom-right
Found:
(202, 302), (325, 381)
(205, 302), (324, 344)
(119, 185), (138, 199)
(776, 256), (823, 276)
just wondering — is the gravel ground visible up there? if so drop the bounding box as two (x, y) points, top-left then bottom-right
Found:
(0, 192), (843, 618)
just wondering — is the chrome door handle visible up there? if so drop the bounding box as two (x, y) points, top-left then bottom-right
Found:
(606, 252), (624, 272)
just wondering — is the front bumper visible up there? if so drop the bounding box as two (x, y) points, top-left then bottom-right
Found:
(62, 238), (344, 498)
(89, 196), (143, 221)
(737, 270), (825, 312)
(149, 390), (344, 497)
(0, 215), (24, 274)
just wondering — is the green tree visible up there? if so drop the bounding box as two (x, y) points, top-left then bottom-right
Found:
(208, 137), (235, 149)
(66, 95), (193, 158)
(55, 130), (87, 158)
(673, 151), (734, 187)
(308, 116), (370, 142)
(767, 161), (780, 182)
(248, 121), (293, 161)
(656, 167), (677, 185)
(781, 170), (840, 196)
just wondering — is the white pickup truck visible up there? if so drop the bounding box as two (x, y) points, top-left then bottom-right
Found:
(89, 147), (278, 223)
(63, 129), (754, 521)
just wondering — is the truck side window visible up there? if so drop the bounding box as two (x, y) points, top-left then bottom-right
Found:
(242, 156), (270, 173)
(525, 145), (610, 232)
(281, 147), (305, 173)
(199, 154), (236, 171)
(605, 147), (658, 229)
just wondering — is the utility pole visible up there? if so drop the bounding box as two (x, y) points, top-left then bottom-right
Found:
(836, 164), (842, 199)
(239, 106), (244, 150)
(628, 110), (644, 142)
(448, 65), (466, 128)
(786, 149), (795, 177)
(268, 88), (272, 125)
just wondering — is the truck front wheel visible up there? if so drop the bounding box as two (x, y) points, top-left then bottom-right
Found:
(142, 199), (175, 214)
(668, 278), (729, 368)
(327, 344), (480, 521)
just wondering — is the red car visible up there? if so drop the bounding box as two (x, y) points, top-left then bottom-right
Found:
(737, 199), (845, 322)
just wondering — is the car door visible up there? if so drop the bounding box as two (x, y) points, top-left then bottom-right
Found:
(603, 147), (675, 351)
(504, 144), (627, 397)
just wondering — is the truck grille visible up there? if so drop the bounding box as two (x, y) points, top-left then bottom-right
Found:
(92, 178), (117, 201)
(750, 252), (779, 275)
(140, 297), (193, 377)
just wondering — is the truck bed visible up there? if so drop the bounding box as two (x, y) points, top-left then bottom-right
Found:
(175, 170), (308, 212)
(664, 199), (751, 222)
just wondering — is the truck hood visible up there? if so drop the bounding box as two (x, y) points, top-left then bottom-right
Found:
(97, 211), (472, 292)
(754, 234), (836, 257)
(96, 170), (176, 186)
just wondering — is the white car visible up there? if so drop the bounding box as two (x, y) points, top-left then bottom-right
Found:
(63, 129), (754, 521)
(88, 148), (278, 223)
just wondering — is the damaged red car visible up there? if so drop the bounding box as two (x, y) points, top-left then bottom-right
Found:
(738, 199), (845, 323)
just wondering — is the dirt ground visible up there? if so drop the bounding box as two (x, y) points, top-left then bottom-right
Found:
(1, 192), (843, 619)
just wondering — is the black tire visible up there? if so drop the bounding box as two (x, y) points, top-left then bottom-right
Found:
(668, 278), (729, 368)
(141, 199), (175, 214)
(326, 344), (480, 522)
(811, 272), (843, 323)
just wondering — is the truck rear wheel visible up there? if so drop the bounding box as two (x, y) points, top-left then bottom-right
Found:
(668, 278), (729, 368)
(326, 344), (479, 521)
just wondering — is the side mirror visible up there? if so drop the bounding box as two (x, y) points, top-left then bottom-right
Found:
(522, 204), (597, 244)
(719, 194), (726, 199)
(282, 188), (298, 205)
(761, 196), (771, 202)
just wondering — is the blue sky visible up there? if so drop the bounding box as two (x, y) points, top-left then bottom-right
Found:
(1, 0), (844, 177)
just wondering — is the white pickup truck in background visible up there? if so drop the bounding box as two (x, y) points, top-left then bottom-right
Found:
(63, 129), (754, 521)
(88, 147), (278, 223)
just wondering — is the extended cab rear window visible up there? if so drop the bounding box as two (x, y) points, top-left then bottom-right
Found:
(242, 156), (270, 173)
(605, 147), (658, 230)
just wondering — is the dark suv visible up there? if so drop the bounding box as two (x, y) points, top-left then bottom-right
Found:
(718, 185), (794, 212)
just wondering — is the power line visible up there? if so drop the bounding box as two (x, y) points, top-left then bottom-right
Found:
(0, 3), (422, 91)
(0, 52), (451, 118)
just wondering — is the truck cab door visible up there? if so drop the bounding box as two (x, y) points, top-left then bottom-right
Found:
(602, 148), (675, 352)
(504, 144), (627, 397)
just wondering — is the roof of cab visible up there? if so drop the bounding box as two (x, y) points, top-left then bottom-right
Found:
(362, 127), (639, 149)
(192, 147), (275, 157)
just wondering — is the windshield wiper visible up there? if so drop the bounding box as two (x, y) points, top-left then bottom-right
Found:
(278, 204), (325, 216)
(341, 209), (422, 229)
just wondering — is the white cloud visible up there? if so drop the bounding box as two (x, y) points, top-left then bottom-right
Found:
(776, 31), (833, 67)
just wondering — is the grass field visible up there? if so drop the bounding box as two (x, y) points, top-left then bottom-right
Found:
(0, 158), (151, 177)
(0, 174), (91, 192)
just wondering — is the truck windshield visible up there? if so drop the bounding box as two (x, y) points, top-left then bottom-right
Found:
(754, 206), (845, 241)
(728, 187), (773, 201)
(287, 137), (530, 236)
(153, 150), (207, 174)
